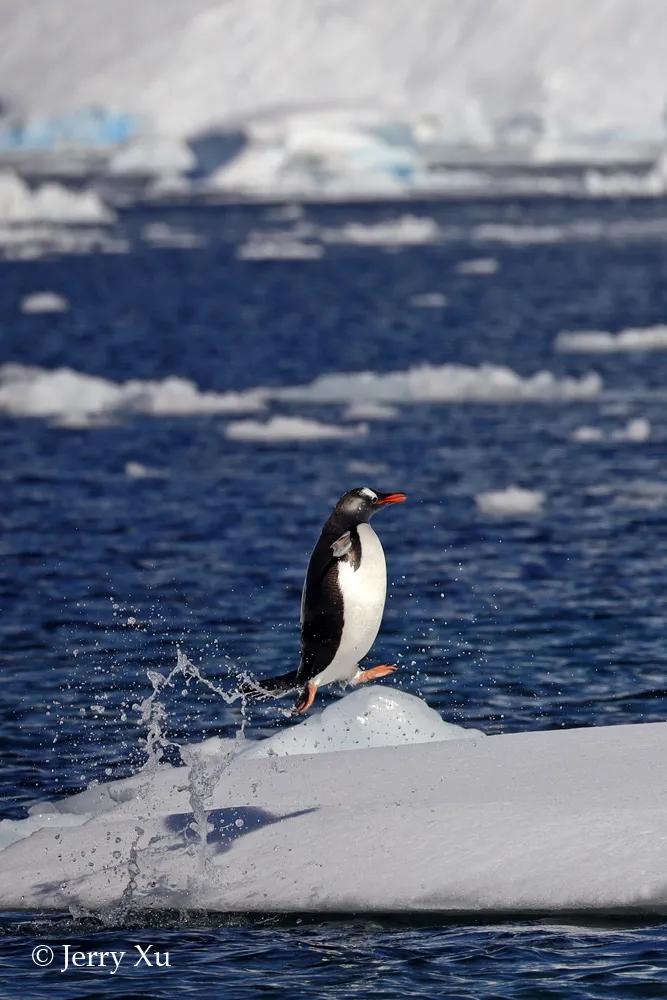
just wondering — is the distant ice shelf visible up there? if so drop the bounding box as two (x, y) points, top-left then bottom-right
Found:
(1, 686), (667, 917)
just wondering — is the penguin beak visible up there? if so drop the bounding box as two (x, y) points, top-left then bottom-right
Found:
(377, 492), (407, 506)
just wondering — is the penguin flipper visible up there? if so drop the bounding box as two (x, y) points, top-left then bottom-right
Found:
(239, 669), (299, 700)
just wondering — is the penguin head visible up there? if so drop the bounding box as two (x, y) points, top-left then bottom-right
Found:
(334, 486), (407, 524)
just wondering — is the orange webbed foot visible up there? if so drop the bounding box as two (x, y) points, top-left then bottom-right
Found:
(352, 664), (398, 685)
(293, 681), (318, 715)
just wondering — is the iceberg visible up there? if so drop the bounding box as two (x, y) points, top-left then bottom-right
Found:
(1, 685), (667, 917)
(556, 325), (667, 353)
(0, 171), (114, 224)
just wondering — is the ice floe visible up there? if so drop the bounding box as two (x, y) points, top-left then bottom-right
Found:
(1, 684), (667, 915)
(225, 416), (369, 442)
(476, 486), (545, 516)
(409, 291), (448, 309)
(321, 215), (440, 246)
(19, 291), (69, 314)
(0, 365), (266, 420)
(124, 461), (169, 479)
(557, 324), (667, 353)
(456, 257), (499, 275)
(0, 170), (114, 224)
(342, 401), (399, 421)
(237, 234), (323, 261)
(572, 419), (651, 444)
(276, 364), (602, 405)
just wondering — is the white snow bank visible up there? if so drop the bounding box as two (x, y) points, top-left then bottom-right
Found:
(1, 686), (667, 916)
(276, 364), (602, 405)
(20, 291), (69, 314)
(0, 171), (114, 224)
(225, 415), (368, 442)
(0, 365), (265, 419)
(476, 486), (545, 516)
(557, 324), (667, 353)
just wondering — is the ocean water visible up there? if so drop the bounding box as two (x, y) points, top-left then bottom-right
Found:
(2, 194), (667, 997)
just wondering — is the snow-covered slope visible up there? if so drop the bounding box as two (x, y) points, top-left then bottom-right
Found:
(1, 686), (667, 917)
(0, 0), (665, 158)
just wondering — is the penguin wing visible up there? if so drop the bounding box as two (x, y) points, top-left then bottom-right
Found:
(298, 531), (358, 684)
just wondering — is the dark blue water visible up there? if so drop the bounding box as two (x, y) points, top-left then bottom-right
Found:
(3, 195), (667, 996)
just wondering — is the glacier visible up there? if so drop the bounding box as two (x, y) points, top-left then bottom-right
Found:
(1, 685), (667, 917)
(0, 0), (666, 180)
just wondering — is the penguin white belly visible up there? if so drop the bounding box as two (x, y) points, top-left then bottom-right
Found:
(315, 523), (387, 687)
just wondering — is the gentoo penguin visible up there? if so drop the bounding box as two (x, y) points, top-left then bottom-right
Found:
(252, 486), (407, 714)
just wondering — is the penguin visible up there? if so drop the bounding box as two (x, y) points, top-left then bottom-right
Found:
(250, 486), (407, 714)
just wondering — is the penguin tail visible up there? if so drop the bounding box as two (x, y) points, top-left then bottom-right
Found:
(237, 669), (300, 701)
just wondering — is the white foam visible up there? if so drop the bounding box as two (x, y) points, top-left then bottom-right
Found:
(456, 257), (499, 275)
(20, 291), (69, 314)
(476, 486), (545, 516)
(276, 364), (602, 405)
(225, 415), (369, 442)
(556, 324), (667, 353)
(0, 170), (114, 224)
(0, 364), (266, 419)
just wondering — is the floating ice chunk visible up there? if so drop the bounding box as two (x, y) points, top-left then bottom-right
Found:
(556, 324), (667, 353)
(125, 461), (168, 479)
(20, 291), (69, 314)
(0, 364), (266, 419)
(410, 291), (448, 308)
(225, 415), (368, 442)
(476, 486), (545, 516)
(276, 363), (602, 405)
(322, 215), (440, 246)
(572, 425), (605, 442)
(611, 418), (651, 442)
(237, 234), (323, 260)
(241, 687), (483, 758)
(342, 401), (399, 421)
(0, 170), (114, 224)
(456, 257), (499, 275)
(141, 222), (205, 248)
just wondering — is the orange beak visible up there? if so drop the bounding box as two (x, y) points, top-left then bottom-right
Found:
(377, 492), (407, 506)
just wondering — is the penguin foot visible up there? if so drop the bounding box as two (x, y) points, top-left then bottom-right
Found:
(352, 664), (398, 685)
(293, 681), (318, 715)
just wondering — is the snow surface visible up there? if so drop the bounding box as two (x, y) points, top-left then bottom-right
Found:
(476, 486), (545, 517)
(0, 365), (266, 420)
(225, 416), (369, 443)
(1, 0), (666, 162)
(2, 685), (667, 916)
(557, 325), (667, 353)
